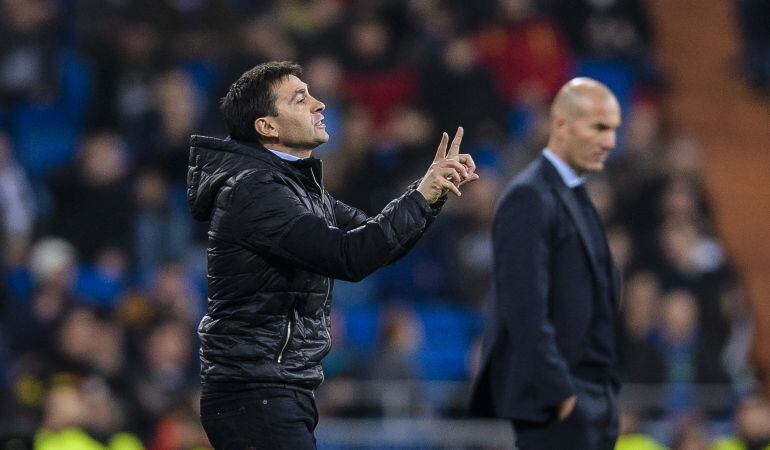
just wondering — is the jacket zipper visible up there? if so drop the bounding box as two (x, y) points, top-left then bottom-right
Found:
(309, 165), (325, 204)
(322, 277), (331, 350)
(277, 319), (292, 363)
(310, 164), (332, 354)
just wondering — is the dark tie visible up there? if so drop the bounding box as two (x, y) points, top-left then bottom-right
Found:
(572, 184), (609, 268)
(571, 184), (592, 209)
(570, 186), (616, 367)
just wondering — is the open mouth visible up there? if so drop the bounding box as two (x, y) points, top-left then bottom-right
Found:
(314, 116), (325, 128)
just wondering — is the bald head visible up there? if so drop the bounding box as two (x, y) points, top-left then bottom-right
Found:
(551, 77), (618, 121)
(547, 78), (621, 175)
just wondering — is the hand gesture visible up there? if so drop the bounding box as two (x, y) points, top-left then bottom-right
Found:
(417, 127), (479, 204)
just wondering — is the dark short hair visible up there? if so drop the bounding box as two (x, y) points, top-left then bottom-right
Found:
(220, 61), (302, 142)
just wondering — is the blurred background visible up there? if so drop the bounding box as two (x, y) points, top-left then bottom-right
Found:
(1, 0), (769, 448)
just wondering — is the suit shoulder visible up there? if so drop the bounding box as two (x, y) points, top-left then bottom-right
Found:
(496, 184), (551, 224)
(499, 172), (551, 206)
(496, 163), (556, 221)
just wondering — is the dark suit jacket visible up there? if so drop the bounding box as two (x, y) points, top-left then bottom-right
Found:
(468, 155), (619, 423)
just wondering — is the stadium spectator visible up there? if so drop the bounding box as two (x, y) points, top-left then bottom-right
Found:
(474, 0), (573, 108)
(46, 132), (134, 263)
(0, 133), (35, 259)
(617, 271), (667, 384)
(737, 0), (770, 91)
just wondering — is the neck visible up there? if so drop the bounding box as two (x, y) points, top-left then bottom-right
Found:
(260, 141), (312, 159)
(546, 143), (583, 176)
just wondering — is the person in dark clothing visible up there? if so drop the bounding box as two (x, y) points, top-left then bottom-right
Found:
(419, 36), (505, 142)
(469, 78), (621, 450)
(187, 61), (477, 449)
(47, 131), (134, 263)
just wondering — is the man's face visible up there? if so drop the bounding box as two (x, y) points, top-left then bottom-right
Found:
(560, 96), (621, 174)
(267, 74), (328, 149)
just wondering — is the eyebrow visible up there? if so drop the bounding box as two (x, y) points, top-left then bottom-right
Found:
(291, 85), (308, 101)
(594, 119), (621, 129)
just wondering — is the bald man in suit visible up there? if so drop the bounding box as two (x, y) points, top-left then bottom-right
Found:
(469, 78), (622, 450)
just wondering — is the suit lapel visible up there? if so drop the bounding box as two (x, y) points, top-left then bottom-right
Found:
(540, 158), (602, 285)
(540, 157), (622, 310)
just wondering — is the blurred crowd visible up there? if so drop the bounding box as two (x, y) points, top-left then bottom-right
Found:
(0, 0), (768, 449)
(737, 0), (770, 94)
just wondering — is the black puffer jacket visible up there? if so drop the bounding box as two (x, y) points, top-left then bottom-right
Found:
(187, 136), (443, 391)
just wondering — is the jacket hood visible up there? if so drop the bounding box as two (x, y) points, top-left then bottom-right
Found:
(187, 135), (282, 221)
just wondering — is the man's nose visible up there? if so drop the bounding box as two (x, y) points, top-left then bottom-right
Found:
(312, 96), (325, 112)
(602, 131), (616, 149)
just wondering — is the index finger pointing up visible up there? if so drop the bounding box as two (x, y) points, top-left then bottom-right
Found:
(434, 132), (449, 162)
(446, 126), (464, 158)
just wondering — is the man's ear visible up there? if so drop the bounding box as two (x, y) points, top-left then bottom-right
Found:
(552, 115), (569, 135)
(255, 117), (277, 139)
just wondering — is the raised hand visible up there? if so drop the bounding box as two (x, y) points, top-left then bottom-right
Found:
(444, 127), (478, 188)
(416, 127), (479, 204)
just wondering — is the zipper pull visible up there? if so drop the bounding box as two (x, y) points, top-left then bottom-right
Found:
(310, 165), (325, 204)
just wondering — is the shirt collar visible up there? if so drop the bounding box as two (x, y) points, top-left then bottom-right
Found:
(266, 148), (303, 161)
(542, 148), (584, 188)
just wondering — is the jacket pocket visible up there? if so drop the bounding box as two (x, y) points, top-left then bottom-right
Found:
(201, 404), (247, 421)
(276, 314), (293, 363)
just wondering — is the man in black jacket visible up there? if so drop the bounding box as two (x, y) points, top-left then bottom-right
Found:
(469, 78), (621, 449)
(187, 61), (477, 449)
